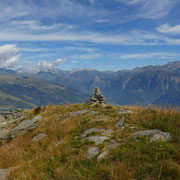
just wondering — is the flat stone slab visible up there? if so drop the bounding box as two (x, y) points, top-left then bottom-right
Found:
(88, 111), (100, 115)
(55, 141), (63, 147)
(70, 110), (89, 117)
(0, 168), (11, 180)
(93, 115), (108, 121)
(32, 133), (46, 142)
(81, 128), (105, 138)
(87, 147), (99, 158)
(87, 136), (109, 145)
(10, 115), (42, 138)
(117, 109), (134, 114)
(97, 141), (120, 161)
(132, 129), (171, 142)
(101, 129), (114, 137)
(81, 128), (114, 138)
(0, 166), (18, 180)
(115, 120), (124, 127)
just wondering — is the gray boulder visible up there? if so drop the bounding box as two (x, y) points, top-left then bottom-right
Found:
(87, 136), (109, 145)
(115, 119), (125, 131)
(132, 129), (171, 142)
(10, 115), (42, 138)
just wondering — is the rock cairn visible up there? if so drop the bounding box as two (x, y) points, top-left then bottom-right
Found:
(90, 87), (106, 105)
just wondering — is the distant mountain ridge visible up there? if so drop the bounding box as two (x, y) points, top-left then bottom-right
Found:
(0, 74), (89, 112)
(0, 61), (179, 110)
(26, 61), (180, 106)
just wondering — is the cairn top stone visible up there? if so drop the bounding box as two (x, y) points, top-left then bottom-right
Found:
(90, 87), (106, 105)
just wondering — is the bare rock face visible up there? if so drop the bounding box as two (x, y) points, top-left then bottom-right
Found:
(132, 129), (171, 142)
(10, 115), (42, 138)
(90, 87), (106, 105)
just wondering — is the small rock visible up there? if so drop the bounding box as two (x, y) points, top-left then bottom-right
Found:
(97, 151), (108, 161)
(0, 168), (12, 180)
(88, 111), (100, 115)
(115, 120), (124, 127)
(97, 141), (120, 161)
(70, 110), (89, 117)
(55, 141), (63, 147)
(87, 147), (99, 158)
(129, 125), (138, 130)
(32, 133), (46, 142)
(81, 128), (105, 138)
(94, 115), (108, 121)
(0, 166), (18, 180)
(132, 129), (171, 142)
(87, 136), (109, 145)
(117, 109), (134, 114)
(115, 120), (125, 131)
(81, 128), (113, 138)
(101, 129), (114, 137)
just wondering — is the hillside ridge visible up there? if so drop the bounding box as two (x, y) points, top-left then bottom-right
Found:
(0, 101), (179, 179)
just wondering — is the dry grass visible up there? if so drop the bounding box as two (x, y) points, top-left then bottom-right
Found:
(0, 103), (178, 179)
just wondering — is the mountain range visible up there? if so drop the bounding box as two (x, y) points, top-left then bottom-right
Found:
(0, 61), (180, 111)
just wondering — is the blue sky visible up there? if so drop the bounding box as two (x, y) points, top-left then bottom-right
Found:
(0, 0), (180, 72)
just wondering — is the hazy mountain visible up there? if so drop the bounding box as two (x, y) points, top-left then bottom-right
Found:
(46, 61), (180, 106)
(0, 74), (88, 112)
(0, 61), (179, 110)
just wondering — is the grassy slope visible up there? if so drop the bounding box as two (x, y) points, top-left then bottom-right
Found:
(0, 75), (88, 110)
(0, 104), (180, 180)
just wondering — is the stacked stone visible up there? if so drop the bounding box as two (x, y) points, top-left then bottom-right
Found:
(90, 87), (106, 105)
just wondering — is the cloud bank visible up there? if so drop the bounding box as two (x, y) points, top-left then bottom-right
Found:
(0, 44), (21, 68)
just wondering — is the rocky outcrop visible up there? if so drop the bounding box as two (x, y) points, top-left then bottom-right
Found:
(89, 88), (106, 105)
(132, 129), (171, 142)
(10, 115), (42, 138)
(0, 114), (42, 144)
(3, 109), (24, 120)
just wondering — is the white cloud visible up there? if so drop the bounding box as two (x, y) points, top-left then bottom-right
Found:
(95, 19), (109, 23)
(119, 52), (180, 59)
(64, 46), (97, 52)
(119, 0), (178, 19)
(0, 44), (21, 68)
(157, 24), (180, 34)
(0, 30), (161, 45)
(18, 58), (67, 74)
(0, 0), (31, 21)
(72, 53), (102, 59)
(37, 58), (66, 69)
(71, 60), (79, 63)
(10, 20), (75, 31)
